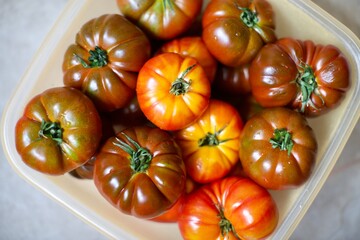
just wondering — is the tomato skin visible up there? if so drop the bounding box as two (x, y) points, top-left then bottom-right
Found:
(178, 176), (279, 240)
(202, 0), (276, 67)
(157, 36), (218, 83)
(62, 14), (151, 112)
(239, 107), (317, 189)
(93, 125), (186, 219)
(213, 63), (251, 96)
(15, 87), (102, 175)
(116, 0), (203, 40)
(175, 99), (243, 183)
(250, 37), (350, 116)
(136, 52), (211, 131)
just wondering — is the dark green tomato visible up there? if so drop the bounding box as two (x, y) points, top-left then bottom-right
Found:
(93, 125), (186, 219)
(62, 14), (151, 112)
(15, 87), (102, 175)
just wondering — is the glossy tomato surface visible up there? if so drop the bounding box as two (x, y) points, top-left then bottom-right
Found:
(250, 37), (350, 116)
(202, 0), (276, 67)
(178, 176), (279, 240)
(175, 99), (243, 183)
(62, 14), (151, 112)
(136, 52), (211, 131)
(15, 87), (102, 175)
(157, 36), (218, 83)
(239, 107), (317, 189)
(93, 125), (186, 219)
(116, 0), (203, 40)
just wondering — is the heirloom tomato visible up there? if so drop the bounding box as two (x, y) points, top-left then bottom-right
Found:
(250, 37), (350, 116)
(174, 99), (243, 183)
(239, 107), (317, 189)
(136, 52), (211, 131)
(15, 87), (102, 175)
(62, 14), (151, 112)
(202, 0), (276, 67)
(116, 0), (203, 40)
(93, 125), (186, 219)
(178, 176), (279, 240)
(157, 36), (218, 83)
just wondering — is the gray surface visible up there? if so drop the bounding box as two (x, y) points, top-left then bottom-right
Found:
(1, 0), (359, 239)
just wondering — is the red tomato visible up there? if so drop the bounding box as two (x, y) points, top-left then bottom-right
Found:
(15, 87), (102, 175)
(136, 52), (211, 131)
(250, 37), (350, 116)
(157, 36), (218, 83)
(174, 99), (243, 183)
(178, 176), (279, 240)
(239, 107), (317, 189)
(116, 0), (203, 40)
(202, 0), (276, 67)
(93, 125), (186, 219)
(62, 14), (151, 112)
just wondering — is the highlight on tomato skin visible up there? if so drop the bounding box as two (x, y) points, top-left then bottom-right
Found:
(136, 52), (211, 131)
(178, 176), (279, 240)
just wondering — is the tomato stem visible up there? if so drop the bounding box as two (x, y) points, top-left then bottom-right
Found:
(296, 65), (324, 112)
(217, 206), (241, 239)
(114, 133), (153, 172)
(269, 128), (294, 156)
(169, 64), (195, 95)
(39, 120), (63, 145)
(198, 125), (228, 147)
(239, 7), (258, 28)
(74, 46), (108, 68)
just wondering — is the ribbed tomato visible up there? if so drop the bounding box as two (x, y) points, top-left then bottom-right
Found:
(250, 37), (350, 116)
(174, 99), (243, 183)
(136, 52), (211, 131)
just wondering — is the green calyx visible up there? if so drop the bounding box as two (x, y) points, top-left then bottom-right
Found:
(74, 46), (108, 68)
(114, 133), (153, 173)
(296, 65), (324, 112)
(39, 120), (63, 145)
(269, 128), (294, 156)
(169, 64), (195, 96)
(240, 7), (259, 28)
(198, 126), (228, 147)
(217, 206), (241, 239)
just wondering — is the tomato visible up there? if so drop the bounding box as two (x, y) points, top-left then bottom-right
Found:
(239, 107), (317, 189)
(213, 63), (251, 96)
(15, 87), (102, 175)
(93, 125), (186, 219)
(157, 36), (218, 83)
(178, 176), (279, 240)
(62, 14), (151, 112)
(250, 37), (350, 116)
(174, 99), (243, 183)
(136, 52), (211, 131)
(116, 0), (203, 40)
(202, 0), (276, 67)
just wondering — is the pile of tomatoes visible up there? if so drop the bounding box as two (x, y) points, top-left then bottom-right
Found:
(15, 0), (350, 239)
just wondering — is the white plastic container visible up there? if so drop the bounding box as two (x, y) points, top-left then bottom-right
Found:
(1, 0), (360, 239)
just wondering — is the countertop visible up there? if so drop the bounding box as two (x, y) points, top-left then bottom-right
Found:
(1, 0), (359, 239)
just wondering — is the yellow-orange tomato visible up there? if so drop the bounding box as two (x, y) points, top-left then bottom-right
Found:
(136, 52), (211, 131)
(174, 99), (243, 183)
